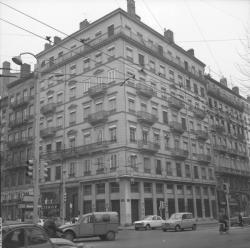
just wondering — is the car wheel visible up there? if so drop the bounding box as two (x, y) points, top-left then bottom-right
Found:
(64, 231), (75, 241)
(106, 231), (116, 241)
(162, 228), (167, 232)
(192, 224), (197, 231)
(99, 235), (106, 240)
(145, 224), (151, 230)
(175, 225), (181, 232)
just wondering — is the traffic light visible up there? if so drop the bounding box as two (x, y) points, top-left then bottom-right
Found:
(222, 183), (229, 194)
(26, 159), (34, 177)
(43, 162), (49, 180)
(63, 192), (67, 202)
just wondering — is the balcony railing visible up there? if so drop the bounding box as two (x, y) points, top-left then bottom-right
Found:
(88, 84), (107, 98)
(211, 124), (225, 133)
(136, 83), (155, 98)
(168, 97), (185, 110)
(86, 110), (108, 125)
(9, 96), (32, 109)
(9, 115), (33, 129)
(195, 130), (209, 141)
(190, 106), (207, 119)
(138, 140), (160, 153)
(137, 111), (158, 125)
(196, 154), (211, 163)
(40, 127), (57, 139)
(7, 137), (33, 148)
(213, 144), (227, 153)
(216, 166), (250, 177)
(169, 121), (186, 134)
(171, 148), (188, 160)
(41, 103), (57, 115)
(40, 150), (62, 161)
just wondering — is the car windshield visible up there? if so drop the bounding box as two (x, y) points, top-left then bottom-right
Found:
(170, 213), (182, 220)
(142, 216), (153, 220)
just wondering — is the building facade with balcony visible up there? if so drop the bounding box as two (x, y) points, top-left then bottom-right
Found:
(37, 0), (216, 224)
(206, 76), (250, 216)
(1, 64), (36, 221)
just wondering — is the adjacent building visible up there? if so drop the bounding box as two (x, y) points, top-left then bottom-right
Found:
(37, 0), (216, 224)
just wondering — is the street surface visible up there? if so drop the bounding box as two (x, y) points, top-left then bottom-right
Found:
(77, 226), (250, 248)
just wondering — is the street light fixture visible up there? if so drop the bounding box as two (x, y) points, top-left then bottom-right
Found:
(12, 52), (40, 223)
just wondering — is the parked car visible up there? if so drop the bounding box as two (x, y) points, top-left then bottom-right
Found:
(134, 215), (165, 230)
(60, 212), (119, 241)
(162, 212), (197, 232)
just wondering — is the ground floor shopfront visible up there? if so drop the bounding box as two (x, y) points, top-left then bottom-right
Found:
(41, 178), (217, 225)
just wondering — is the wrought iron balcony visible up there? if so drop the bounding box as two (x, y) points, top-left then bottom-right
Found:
(168, 97), (185, 110)
(40, 150), (62, 161)
(169, 121), (186, 134)
(195, 130), (209, 141)
(41, 103), (57, 115)
(96, 168), (105, 174)
(86, 110), (108, 125)
(211, 124), (225, 133)
(40, 127), (57, 139)
(9, 96), (31, 109)
(7, 137), (33, 148)
(137, 111), (158, 125)
(88, 84), (107, 98)
(171, 148), (189, 160)
(191, 106), (207, 119)
(136, 83), (155, 98)
(216, 166), (250, 177)
(213, 144), (227, 153)
(196, 154), (211, 163)
(138, 140), (160, 153)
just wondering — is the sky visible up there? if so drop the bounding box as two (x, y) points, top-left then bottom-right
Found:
(0, 0), (249, 96)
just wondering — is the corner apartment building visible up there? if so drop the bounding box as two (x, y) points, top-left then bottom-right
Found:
(37, 0), (216, 224)
(1, 64), (36, 220)
(206, 76), (250, 216)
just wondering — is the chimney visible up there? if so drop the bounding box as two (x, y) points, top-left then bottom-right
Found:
(187, 49), (194, 56)
(164, 29), (174, 43)
(2, 61), (11, 76)
(79, 19), (89, 30)
(44, 43), (52, 50)
(54, 36), (61, 44)
(20, 63), (31, 78)
(232, 86), (239, 95)
(127, 0), (136, 17)
(220, 77), (227, 87)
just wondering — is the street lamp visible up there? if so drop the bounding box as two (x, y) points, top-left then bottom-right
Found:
(12, 52), (40, 223)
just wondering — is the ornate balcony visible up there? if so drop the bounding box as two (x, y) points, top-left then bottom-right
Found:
(216, 166), (250, 177)
(171, 148), (188, 160)
(40, 127), (57, 139)
(9, 96), (31, 109)
(138, 140), (160, 153)
(211, 124), (225, 133)
(136, 83), (155, 98)
(137, 111), (158, 125)
(41, 103), (57, 115)
(168, 97), (185, 110)
(86, 110), (108, 126)
(40, 150), (62, 161)
(196, 154), (211, 164)
(213, 144), (227, 153)
(191, 106), (206, 119)
(88, 84), (107, 98)
(195, 130), (209, 141)
(169, 121), (186, 134)
(7, 137), (33, 148)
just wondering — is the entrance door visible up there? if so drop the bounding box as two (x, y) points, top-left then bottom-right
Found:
(131, 199), (139, 222)
(111, 200), (120, 223)
(144, 198), (153, 216)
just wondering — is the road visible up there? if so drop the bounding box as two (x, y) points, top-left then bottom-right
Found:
(77, 226), (250, 248)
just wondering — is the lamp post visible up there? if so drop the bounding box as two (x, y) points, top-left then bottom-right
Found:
(12, 52), (40, 223)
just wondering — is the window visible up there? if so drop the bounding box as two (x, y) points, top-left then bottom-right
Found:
(166, 161), (172, 175)
(108, 69), (115, 83)
(131, 182), (139, 193)
(159, 65), (165, 77)
(83, 106), (90, 119)
(155, 159), (162, 175)
(149, 60), (155, 72)
(84, 185), (92, 195)
(56, 141), (62, 151)
(96, 157), (104, 171)
(108, 24), (114, 37)
(185, 164), (191, 178)
(69, 162), (76, 177)
(128, 98), (135, 112)
(69, 86), (76, 99)
(84, 160), (91, 175)
(83, 79), (91, 93)
(209, 168), (214, 180)
(144, 182), (152, 193)
(181, 117), (187, 130)
(167, 184), (173, 194)
(56, 116), (63, 128)
(130, 155), (137, 169)
(109, 126), (116, 142)
(130, 127), (136, 142)
(46, 144), (52, 152)
(55, 166), (61, 180)
(83, 58), (90, 71)
(110, 154), (117, 170)
(95, 53), (102, 64)
(69, 111), (76, 124)
(57, 92), (63, 103)
(144, 157), (151, 173)
(169, 70), (175, 82)
(28, 127), (33, 137)
(164, 133), (170, 149)
(96, 102), (103, 112)
(96, 183), (105, 194)
(194, 166), (199, 179)
(69, 137), (76, 148)
(186, 79), (191, 90)
(158, 45), (163, 55)
(200, 87), (205, 97)
(177, 185), (184, 194)
(176, 163), (182, 177)
(110, 182), (119, 193)
(201, 167), (206, 179)
(109, 98), (116, 112)
(126, 47), (133, 61)
(107, 46), (115, 59)
(193, 83), (198, 94)
(138, 54), (144, 66)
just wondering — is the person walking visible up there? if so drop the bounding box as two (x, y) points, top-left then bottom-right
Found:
(43, 210), (63, 238)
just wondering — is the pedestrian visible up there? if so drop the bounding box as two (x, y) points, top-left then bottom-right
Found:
(43, 209), (63, 238)
(238, 213), (243, 227)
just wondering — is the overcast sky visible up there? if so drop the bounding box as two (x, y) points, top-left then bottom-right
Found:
(0, 0), (249, 96)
